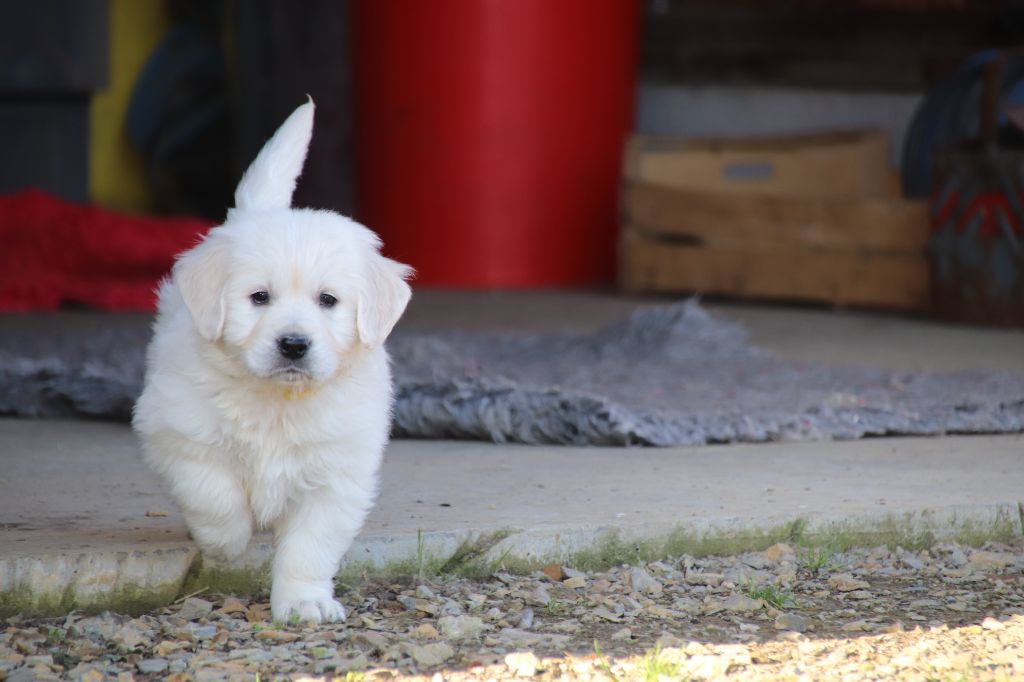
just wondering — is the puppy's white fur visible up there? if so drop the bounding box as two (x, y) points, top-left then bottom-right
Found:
(133, 100), (411, 624)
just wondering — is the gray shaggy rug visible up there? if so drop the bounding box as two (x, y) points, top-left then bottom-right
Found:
(2, 300), (1023, 446)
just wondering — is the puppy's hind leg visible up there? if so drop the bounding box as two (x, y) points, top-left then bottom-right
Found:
(158, 454), (254, 563)
(270, 483), (371, 624)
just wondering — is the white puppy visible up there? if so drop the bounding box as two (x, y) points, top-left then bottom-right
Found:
(133, 100), (411, 624)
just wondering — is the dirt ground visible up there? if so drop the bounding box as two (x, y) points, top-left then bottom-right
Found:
(2, 539), (1023, 681)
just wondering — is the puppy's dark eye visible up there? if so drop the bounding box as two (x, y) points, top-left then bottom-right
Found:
(250, 290), (270, 306)
(319, 292), (338, 308)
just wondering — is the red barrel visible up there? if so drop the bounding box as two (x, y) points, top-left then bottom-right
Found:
(351, 1), (639, 287)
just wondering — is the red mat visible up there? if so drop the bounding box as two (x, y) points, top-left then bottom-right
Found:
(0, 191), (213, 312)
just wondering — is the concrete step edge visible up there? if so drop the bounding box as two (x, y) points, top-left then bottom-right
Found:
(2, 502), (1020, 618)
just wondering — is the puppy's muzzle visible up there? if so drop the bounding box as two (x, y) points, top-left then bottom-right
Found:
(277, 335), (311, 360)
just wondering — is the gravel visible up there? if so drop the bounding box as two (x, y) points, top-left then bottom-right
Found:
(2, 539), (1022, 681)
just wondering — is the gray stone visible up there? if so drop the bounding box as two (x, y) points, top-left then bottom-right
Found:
(942, 546), (969, 567)
(828, 574), (870, 592)
(65, 663), (110, 681)
(725, 594), (765, 612)
(438, 615), (486, 640)
(228, 648), (274, 662)
(529, 585), (551, 606)
(352, 631), (389, 652)
(622, 596), (643, 614)
(137, 658), (169, 674)
(841, 619), (874, 632)
(592, 607), (623, 622)
(112, 622), (152, 650)
(741, 553), (770, 570)
(73, 615), (121, 641)
(177, 597), (214, 621)
(909, 598), (941, 608)
(774, 612), (810, 632)
(397, 595), (437, 615)
(704, 594), (765, 614)
(628, 566), (663, 596)
(439, 598), (463, 616)
(686, 572), (724, 587)
(189, 624), (218, 639)
(407, 642), (454, 668)
(967, 551), (1015, 572)
(647, 560), (676, 574)
(899, 552), (925, 570)
(6, 667), (42, 682)
(611, 627), (633, 641)
(335, 653), (370, 672)
(499, 628), (571, 647)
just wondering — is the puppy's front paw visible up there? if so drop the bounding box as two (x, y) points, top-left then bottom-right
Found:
(273, 596), (346, 624)
(272, 579), (346, 624)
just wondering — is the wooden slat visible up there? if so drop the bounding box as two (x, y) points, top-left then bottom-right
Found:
(622, 181), (929, 253)
(619, 231), (928, 309)
(623, 131), (893, 200)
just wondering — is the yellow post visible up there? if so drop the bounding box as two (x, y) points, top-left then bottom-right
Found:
(88, 0), (171, 214)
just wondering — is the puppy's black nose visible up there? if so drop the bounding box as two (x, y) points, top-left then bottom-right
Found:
(277, 335), (310, 360)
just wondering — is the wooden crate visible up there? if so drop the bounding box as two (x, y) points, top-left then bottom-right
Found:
(619, 131), (930, 309)
(624, 130), (894, 199)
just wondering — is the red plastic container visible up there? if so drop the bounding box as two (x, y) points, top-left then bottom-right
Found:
(350, 0), (639, 287)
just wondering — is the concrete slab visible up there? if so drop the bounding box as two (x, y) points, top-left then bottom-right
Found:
(2, 418), (1022, 615)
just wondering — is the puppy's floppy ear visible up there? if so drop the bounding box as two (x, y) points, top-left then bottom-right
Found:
(173, 231), (231, 341)
(233, 98), (315, 212)
(357, 253), (413, 348)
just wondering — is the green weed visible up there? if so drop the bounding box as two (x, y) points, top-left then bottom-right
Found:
(744, 582), (794, 609)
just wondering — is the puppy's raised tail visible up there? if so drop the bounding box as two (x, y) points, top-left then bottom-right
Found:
(233, 97), (315, 212)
